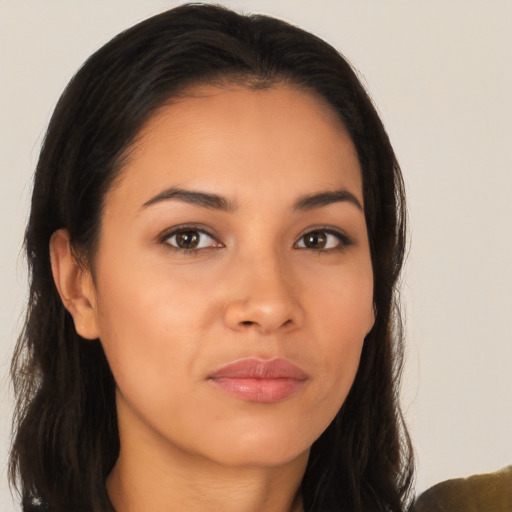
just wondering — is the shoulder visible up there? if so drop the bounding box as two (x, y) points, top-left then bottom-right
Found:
(413, 465), (512, 512)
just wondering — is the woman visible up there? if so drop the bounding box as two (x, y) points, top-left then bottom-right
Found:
(9, 4), (413, 511)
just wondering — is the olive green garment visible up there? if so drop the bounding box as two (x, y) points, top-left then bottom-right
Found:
(414, 465), (512, 512)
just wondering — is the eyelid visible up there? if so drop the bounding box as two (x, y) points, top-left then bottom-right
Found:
(157, 224), (352, 252)
(294, 226), (353, 250)
(158, 224), (223, 249)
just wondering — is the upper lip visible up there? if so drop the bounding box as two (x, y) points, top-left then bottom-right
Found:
(208, 357), (308, 380)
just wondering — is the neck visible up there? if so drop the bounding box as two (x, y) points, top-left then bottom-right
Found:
(107, 399), (308, 512)
(107, 447), (306, 512)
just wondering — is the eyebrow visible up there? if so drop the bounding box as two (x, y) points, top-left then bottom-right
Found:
(141, 187), (362, 212)
(142, 187), (236, 211)
(293, 189), (363, 212)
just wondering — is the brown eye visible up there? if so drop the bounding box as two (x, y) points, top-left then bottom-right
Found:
(303, 231), (327, 249)
(296, 229), (350, 250)
(175, 231), (200, 249)
(164, 229), (218, 251)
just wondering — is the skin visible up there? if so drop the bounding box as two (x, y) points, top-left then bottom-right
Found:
(51, 84), (375, 512)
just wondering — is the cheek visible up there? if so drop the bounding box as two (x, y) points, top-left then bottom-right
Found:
(92, 262), (209, 406)
(305, 263), (373, 407)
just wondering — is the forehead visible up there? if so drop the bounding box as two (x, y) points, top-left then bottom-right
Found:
(107, 84), (363, 209)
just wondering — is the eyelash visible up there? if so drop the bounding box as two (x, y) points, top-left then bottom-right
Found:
(295, 227), (353, 252)
(159, 225), (222, 255)
(159, 225), (353, 254)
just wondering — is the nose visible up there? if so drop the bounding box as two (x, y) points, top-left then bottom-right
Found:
(223, 256), (304, 335)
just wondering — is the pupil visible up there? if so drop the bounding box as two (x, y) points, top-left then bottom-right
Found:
(306, 231), (326, 249)
(177, 231), (199, 249)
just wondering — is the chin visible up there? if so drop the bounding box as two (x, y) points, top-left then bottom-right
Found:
(200, 426), (313, 469)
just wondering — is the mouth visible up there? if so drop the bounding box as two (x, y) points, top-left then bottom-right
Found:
(207, 357), (309, 403)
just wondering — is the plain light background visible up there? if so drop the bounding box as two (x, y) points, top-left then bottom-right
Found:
(1, 1), (511, 510)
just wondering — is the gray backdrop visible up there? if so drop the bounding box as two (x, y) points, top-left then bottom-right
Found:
(1, 1), (511, 510)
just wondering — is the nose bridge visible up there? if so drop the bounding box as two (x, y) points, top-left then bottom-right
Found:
(251, 248), (292, 301)
(223, 243), (302, 334)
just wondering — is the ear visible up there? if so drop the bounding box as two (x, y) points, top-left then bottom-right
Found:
(365, 302), (377, 337)
(49, 229), (100, 340)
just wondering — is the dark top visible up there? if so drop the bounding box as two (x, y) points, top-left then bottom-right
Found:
(413, 465), (512, 512)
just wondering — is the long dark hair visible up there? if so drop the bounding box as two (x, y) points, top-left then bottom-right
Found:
(10, 4), (413, 511)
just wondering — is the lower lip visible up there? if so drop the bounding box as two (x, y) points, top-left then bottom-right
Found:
(209, 377), (306, 403)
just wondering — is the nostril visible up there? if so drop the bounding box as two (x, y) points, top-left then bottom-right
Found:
(240, 319), (293, 328)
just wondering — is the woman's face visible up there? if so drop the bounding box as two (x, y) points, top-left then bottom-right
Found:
(86, 84), (374, 468)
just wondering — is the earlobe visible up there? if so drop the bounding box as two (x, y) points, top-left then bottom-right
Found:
(49, 229), (100, 340)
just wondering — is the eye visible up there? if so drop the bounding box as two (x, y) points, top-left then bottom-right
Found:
(295, 229), (351, 250)
(163, 228), (220, 251)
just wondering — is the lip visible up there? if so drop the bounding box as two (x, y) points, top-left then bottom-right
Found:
(207, 358), (308, 403)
